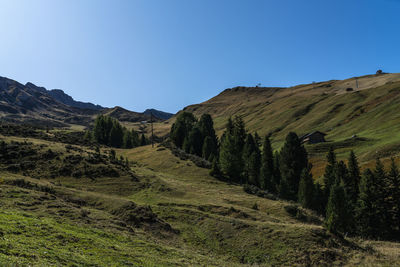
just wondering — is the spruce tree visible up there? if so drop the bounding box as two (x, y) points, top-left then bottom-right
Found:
(298, 166), (314, 209)
(347, 150), (361, 204)
(254, 132), (261, 147)
(210, 157), (221, 178)
(197, 114), (218, 155)
(374, 158), (389, 236)
(325, 183), (351, 234)
(123, 130), (133, 148)
(109, 121), (124, 148)
(243, 134), (257, 184)
(202, 136), (215, 161)
(356, 169), (378, 238)
(260, 135), (275, 192)
(279, 132), (308, 200)
(170, 112), (197, 148)
(140, 134), (147, 146)
(219, 118), (243, 183)
(312, 183), (325, 215)
(273, 151), (281, 191)
(386, 158), (400, 239)
(186, 127), (203, 156)
(324, 147), (337, 197)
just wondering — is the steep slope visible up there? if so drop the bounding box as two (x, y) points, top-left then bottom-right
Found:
(167, 73), (400, 169)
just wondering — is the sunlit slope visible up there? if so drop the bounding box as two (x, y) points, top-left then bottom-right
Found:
(157, 73), (400, 163)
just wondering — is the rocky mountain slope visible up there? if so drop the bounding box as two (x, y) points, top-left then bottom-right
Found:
(0, 76), (172, 127)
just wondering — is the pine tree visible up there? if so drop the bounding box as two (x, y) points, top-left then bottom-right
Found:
(233, 116), (246, 153)
(123, 130), (134, 148)
(219, 118), (244, 183)
(140, 134), (147, 146)
(374, 158), (389, 236)
(325, 183), (351, 234)
(298, 166), (314, 209)
(324, 147), (337, 197)
(260, 135), (275, 192)
(279, 132), (308, 200)
(347, 151), (361, 205)
(202, 136), (215, 161)
(386, 158), (400, 239)
(210, 157), (221, 178)
(186, 127), (203, 156)
(170, 112), (197, 148)
(356, 169), (379, 238)
(197, 114), (218, 156)
(243, 134), (257, 184)
(254, 132), (261, 147)
(109, 121), (124, 148)
(219, 132), (242, 182)
(312, 183), (325, 215)
(335, 161), (349, 185)
(273, 151), (281, 192)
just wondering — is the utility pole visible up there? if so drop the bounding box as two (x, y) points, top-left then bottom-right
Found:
(151, 112), (154, 148)
(355, 78), (359, 89)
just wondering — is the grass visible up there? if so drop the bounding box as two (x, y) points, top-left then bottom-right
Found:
(153, 74), (400, 178)
(1, 130), (400, 265)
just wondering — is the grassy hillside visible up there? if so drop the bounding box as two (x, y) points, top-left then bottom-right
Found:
(154, 73), (400, 176)
(1, 131), (400, 265)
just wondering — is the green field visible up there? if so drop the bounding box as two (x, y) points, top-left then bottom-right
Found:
(0, 134), (399, 266)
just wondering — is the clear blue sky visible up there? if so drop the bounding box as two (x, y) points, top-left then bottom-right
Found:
(0, 0), (399, 113)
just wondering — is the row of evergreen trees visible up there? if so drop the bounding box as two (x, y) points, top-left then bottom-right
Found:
(171, 112), (400, 241)
(170, 112), (218, 161)
(86, 115), (148, 148)
(323, 150), (400, 240)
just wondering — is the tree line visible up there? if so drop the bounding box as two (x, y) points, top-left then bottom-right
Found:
(170, 112), (400, 240)
(86, 115), (148, 148)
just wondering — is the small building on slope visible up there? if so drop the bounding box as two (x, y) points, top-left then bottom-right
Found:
(300, 131), (327, 144)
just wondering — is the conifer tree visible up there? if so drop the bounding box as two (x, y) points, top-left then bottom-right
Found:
(219, 118), (244, 183)
(279, 132), (308, 200)
(197, 114), (218, 155)
(298, 166), (314, 209)
(254, 132), (261, 147)
(325, 183), (351, 234)
(356, 169), (378, 238)
(210, 157), (221, 178)
(140, 134), (147, 146)
(374, 158), (389, 236)
(202, 136), (215, 161)
(386, 158), (400, 238)
(324, 147), (337, 197)
(347, 150), (361, 204)
(170, 112), (197, 148)
(109, 121), (124, 148)
(123, 130), (134, 148)
(242, 134), (261, 186)
(233, 116), (246, 153)
(312, 183), (326, 215)
(273, 151), (281, 192)
(260, 135), (275, 192)
(186, 127), (203, 156)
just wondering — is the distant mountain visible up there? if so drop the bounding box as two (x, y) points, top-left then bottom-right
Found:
(0, 76), (171, 127)
(143, 109), (174, 120)
(103, 106), (161, 123)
